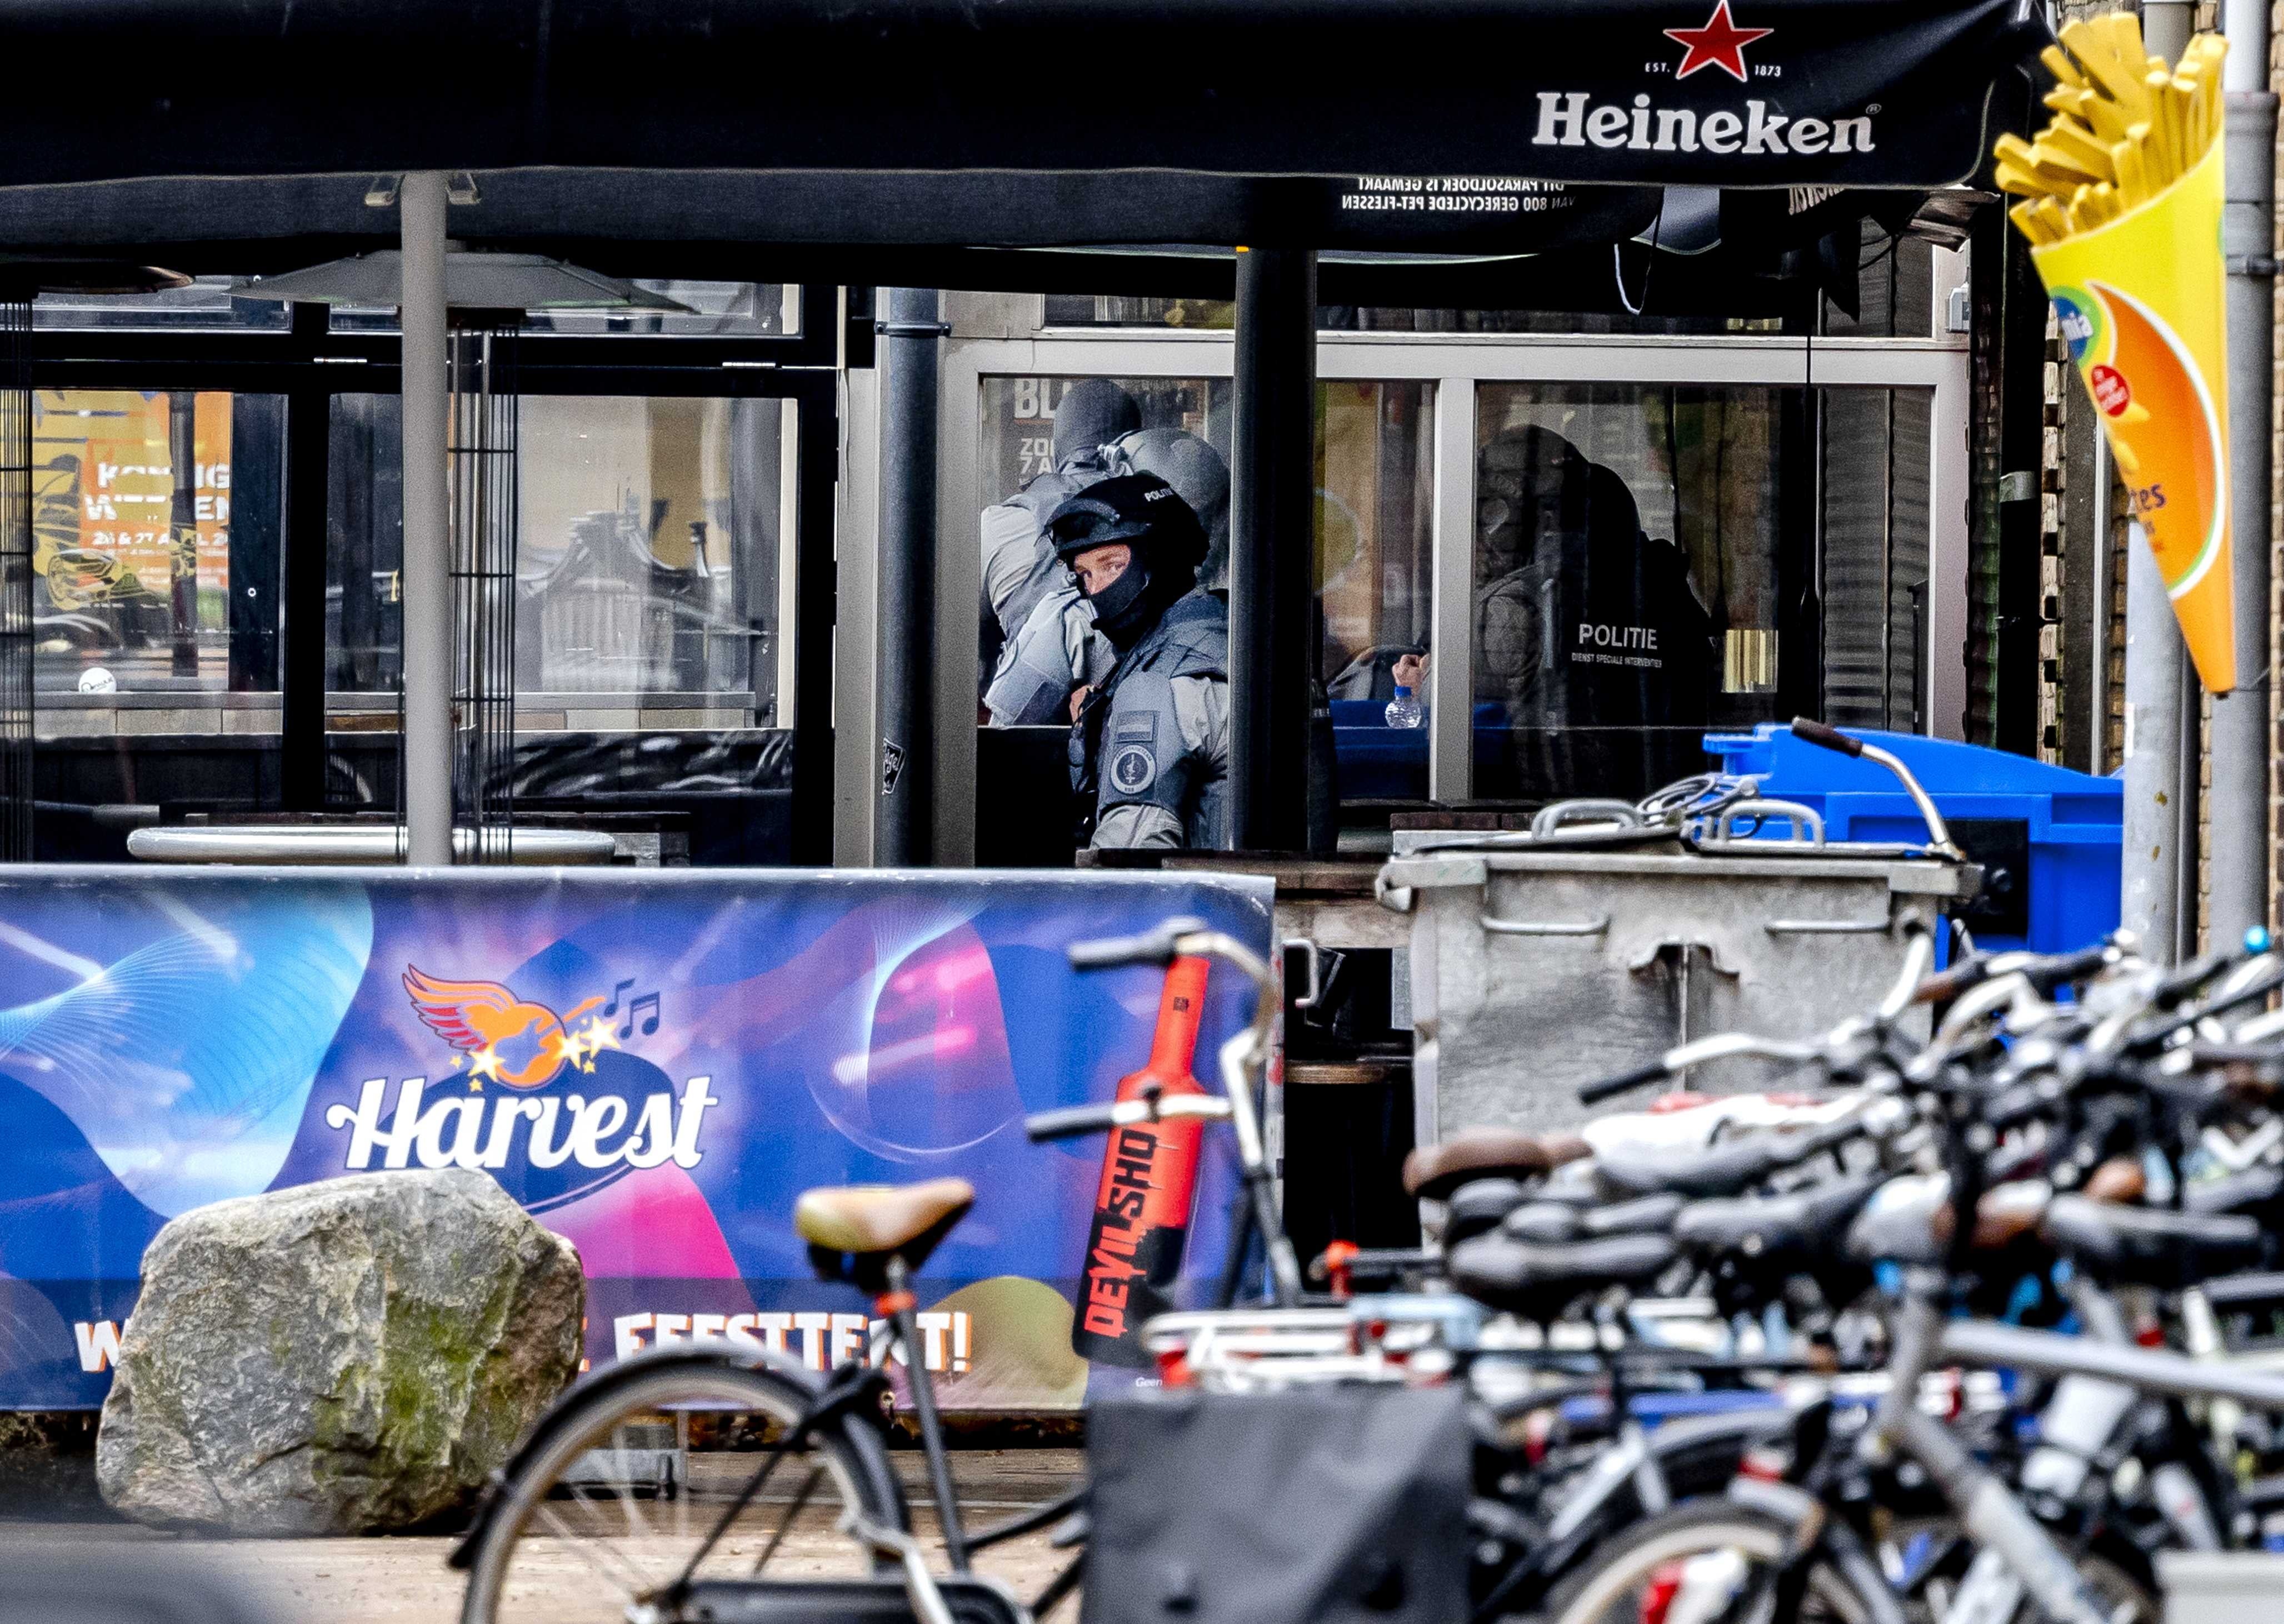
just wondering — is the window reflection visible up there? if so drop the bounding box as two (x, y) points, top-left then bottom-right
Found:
(32, 389), (277, 698)
(971, 372), (1441, 852)
(1321, 381), (1435, 804)
(974, 374), (1230, 729)
(328, 393), (788, 723)
(1471, 382), (1930, 801)
(1471, 394), (1717, 800)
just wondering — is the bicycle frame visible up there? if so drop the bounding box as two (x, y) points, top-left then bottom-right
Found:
(1864, 1282), (2284, 1624)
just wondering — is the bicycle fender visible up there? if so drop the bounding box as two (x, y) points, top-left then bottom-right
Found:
(447, 1343), (837, 1571)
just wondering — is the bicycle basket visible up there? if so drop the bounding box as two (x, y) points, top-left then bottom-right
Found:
(1081, 1384), (1470, 1624)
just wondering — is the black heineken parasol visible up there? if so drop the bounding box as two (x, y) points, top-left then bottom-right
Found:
(0, 0), (2046, 201)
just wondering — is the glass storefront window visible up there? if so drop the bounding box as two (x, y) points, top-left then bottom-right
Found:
(976, 371), (1227, 863)
(328, 393), (790, 724)
(1041, 296), (1236, 330)
(1320, 379), (1436, 803)
(1821, 387), (1931, 731)
(972, 371), (1438, 853)
(32, 389), (282, 699)
(974, 372), (1231, 728)
(1470, 382), (1928, 802)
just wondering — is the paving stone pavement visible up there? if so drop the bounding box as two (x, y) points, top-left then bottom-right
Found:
(6, 1448), (1088, 1624)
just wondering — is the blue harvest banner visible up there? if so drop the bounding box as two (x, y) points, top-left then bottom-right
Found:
(0, 866), (1273, 1410)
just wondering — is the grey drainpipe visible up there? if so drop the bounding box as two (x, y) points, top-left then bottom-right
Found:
(2211, 0), (2278, 946)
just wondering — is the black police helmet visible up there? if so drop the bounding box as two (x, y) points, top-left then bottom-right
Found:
(1044, 472), (1208, 576)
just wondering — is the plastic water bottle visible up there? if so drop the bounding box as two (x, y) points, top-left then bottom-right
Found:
(1385, 684), (1424, 729)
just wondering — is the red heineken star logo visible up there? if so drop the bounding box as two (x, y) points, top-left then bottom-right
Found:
(1665, 1), (1773, 83)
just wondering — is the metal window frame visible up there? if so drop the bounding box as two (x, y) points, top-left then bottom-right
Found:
(935, 328), (1969, 861)
(24, 282), (844, 862)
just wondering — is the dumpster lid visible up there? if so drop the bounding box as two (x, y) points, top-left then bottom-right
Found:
(1380, 848), (1980, 898)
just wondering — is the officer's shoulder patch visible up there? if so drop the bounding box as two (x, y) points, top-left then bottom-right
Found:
(1109, 743), (1158, 797)
(1112, 711), (1157, 744)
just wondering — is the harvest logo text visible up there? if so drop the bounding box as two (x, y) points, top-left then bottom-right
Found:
(322, 967), (717, 1173)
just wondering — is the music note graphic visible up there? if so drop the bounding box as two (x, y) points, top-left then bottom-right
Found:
(602, 978), (635, 1018)
(621, 990), (661, 1040)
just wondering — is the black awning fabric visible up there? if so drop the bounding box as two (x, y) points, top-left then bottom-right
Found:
(0, 168), (1935, 312)
(2, 0), (2045, 192)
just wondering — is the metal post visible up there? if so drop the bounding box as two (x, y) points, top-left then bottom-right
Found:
(398, 171), (453, 866)
(0, 297), (31, 862)
(2124, 524), (2193, 961)
(280, 305), (331, 812)
(2118, 10), (2195, 956)
(874, 286), (941, 866)
(167, 391), (199, 679)
(2212, 0), (2278, 944)
(1230, 246), (1317, 853)
(2146, 1), (2195, 64)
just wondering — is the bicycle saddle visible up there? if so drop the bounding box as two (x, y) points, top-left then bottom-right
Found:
(2185, 1162), (2284, 1217)
(1445, 1231), (1680, 1321)
(797, 1177), (975, 1291)
(1445, 1177), (1535, 1245)
(2040, 1195), (2265, 1287)
(1404, 1128), (1577, 1201)
(1593, 1131), (1835, 1202)
(1672, 1174), (1883, 1264)
(1501, 1192), (1685, 1245)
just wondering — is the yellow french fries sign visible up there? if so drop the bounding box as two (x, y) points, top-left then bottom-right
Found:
(2031, 138), (2235, 692)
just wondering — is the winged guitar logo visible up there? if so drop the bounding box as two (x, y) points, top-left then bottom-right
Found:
(401, 966), (623, 1091)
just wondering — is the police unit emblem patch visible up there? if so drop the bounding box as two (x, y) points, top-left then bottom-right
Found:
(1109, 744), (1157, 795)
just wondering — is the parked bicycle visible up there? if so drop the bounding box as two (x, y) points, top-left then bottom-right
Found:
(449, 916), (1294, 1624)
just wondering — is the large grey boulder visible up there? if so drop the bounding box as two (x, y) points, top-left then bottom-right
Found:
(97, 1168), (583, 1534)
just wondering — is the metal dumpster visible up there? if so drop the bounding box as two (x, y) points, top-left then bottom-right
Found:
(1376, 841), (1977, 1139)
(2158, 1553), (2284, 1622)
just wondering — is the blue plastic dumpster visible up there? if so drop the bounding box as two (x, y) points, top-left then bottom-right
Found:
(1703, 724), (2122, 956)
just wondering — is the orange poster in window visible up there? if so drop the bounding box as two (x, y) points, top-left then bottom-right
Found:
(31, 390), (231, 624)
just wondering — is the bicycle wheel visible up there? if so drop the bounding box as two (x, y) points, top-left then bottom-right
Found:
(1541, 1501), (1879, 1624)
(461, 1354), (907, 1624)
(1878, 1518), (2158, 1624)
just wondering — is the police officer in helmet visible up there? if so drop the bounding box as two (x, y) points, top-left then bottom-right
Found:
(1046, 473), (1229, 851)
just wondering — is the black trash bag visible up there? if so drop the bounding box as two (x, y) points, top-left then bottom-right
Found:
(1081, 1385), (1471, 1624)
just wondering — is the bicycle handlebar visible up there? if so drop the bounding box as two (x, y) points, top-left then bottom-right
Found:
(1788, 716), (1960, 857)
(1578, 1032), (1821, 1106)
(1067, 916), (1208, 971)
(1914, 940), (2117, 1008)
(1578, 1059), (1675, 1106)
(1024, 1103), (1125, 1142)
(1790, 717), (1864, 758)
(1024, 1094), (1235, 1143)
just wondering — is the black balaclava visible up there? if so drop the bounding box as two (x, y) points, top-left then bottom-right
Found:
(1046, 473), (1208, 652)
(1083, 548), (1188, 651)
(1052, 380), (1143, 471)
